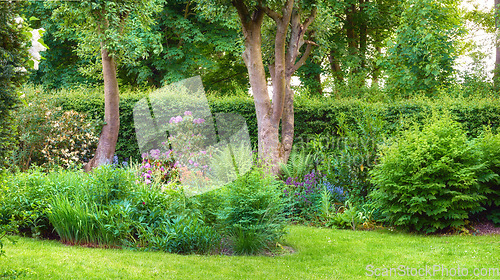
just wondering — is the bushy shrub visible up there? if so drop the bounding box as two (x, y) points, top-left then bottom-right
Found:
(370, 114), (487, 233)
(11, 95), (99, 170)
(3, 165), (221, 253)
(139, 213), (220, 254)
(475, 127), (500, 225)
(218, 169), (286, 255)
(0, 169), (58, 237)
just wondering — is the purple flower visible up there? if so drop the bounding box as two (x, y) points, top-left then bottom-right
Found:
(184, 111), (192, 116)
(143, 163), (151, 169)
(200, 150), (207, 155)
(150, 149), (161, 159)
(193, 118), (205, 124)
(145, 179), (151, 185)
(169, 116), (183, 124)
(188, 159), (194, 165)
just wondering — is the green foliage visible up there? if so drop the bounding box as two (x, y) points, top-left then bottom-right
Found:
(329, 200), (369, 231)
(218, 169), (287, 255)
(384, 0), (464, 97)
(2, 165), (223, 254)
(10, 92), (99, 171)
(22, 85), (500, 164)
(279, 147), (315, 180)
(0, 2), (32, 167)
(0, 169), (55, 238)
(370, 113), (487, 233)
(25, 1), (248, 91)
(315, 109), (388, 206)
(475, 127), (500, 225)
(139, 213), (220, 254)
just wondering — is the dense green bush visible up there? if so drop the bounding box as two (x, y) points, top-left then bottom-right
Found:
(370, 114), (488, 233)
(10, 91), (99, 170)
(475, 128), (500, 225)
(218, 169), (287, 255)
(16, 86), (500, 164)
(1, 166), (223, 254)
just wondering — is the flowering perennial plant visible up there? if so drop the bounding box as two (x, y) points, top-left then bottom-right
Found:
(283, 170), (325, 220)
(139, 149), (179, 186)
(165, 111), (217, 193)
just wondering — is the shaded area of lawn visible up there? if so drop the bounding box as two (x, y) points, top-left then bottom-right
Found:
(1, 226), (499, 279)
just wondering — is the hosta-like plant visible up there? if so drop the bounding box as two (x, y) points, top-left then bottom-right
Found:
(370, 114), (487, 233)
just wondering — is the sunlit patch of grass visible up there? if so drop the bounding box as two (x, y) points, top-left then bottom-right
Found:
(1, 226), (499, 279)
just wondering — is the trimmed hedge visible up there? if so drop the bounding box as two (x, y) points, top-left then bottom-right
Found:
(43, 89), (500, 162)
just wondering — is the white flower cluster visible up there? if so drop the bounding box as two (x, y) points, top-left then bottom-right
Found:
(15, 17), (47, 71)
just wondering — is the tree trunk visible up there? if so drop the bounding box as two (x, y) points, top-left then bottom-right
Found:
(359, 0), (367, 69)
(84, 45), (120, 171)
(233, 1), (315, 174)
(372, 46), (382, 87)
(495, 0), (500, 90)
(329, 50), (344, 83)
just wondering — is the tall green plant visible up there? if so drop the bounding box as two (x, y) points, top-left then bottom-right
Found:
(370, 113), (487, 233)
(475, 127), (500, 225)
(279, 147), (315, 180)
(218, 169), (286, 255)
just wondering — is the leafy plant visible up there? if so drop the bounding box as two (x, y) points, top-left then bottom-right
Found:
(11, 95), (99, 171)
(282, 171), (323, 221)
(475, 127), (500, 225)
(279, 148), (315, 180)
(370, 113), (488, 233)
(218, 168), (286, 255)
(140, 213), (220, 254)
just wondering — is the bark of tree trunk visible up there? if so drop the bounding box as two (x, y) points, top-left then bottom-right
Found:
(329, 50), (344, 83)
(372, 46), (382, 87)
(359, 0), (367, 69)
(84, 45), (120, 171)
(233, 1), (315, 174)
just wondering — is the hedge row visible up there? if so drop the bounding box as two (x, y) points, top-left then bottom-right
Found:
(49, 90), (500, 162)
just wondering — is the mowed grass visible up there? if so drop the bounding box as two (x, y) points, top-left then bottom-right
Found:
(1, 226), (499, 279)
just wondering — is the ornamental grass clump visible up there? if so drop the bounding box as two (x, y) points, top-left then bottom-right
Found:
(370, 113), (488, 233)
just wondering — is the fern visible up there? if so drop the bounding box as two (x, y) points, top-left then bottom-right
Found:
(280, 148), (315, 179)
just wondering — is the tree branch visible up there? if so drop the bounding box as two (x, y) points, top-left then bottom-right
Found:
(232, 0), (251, 30)
(282, 0), (294, 21)
(258, 0), (281, 22)
(303, 7), (317, 31)
(291, 41), (315, 74)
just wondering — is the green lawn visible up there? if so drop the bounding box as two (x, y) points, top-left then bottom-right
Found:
(1, 226), (499, 279)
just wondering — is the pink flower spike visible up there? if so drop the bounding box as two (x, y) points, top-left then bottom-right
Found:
(145, 179), (151, 185)
(184, 111), (192, 116)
